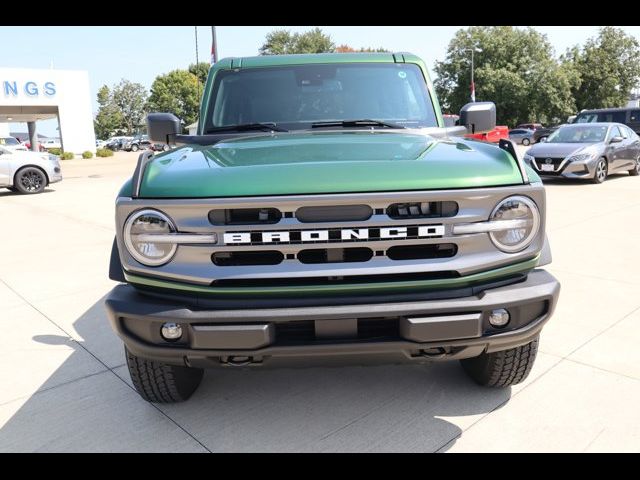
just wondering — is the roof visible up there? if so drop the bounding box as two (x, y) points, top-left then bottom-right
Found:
(217, 52), (421, 69)
(562, 122), (622, 127)
(579, 107), (635, 112)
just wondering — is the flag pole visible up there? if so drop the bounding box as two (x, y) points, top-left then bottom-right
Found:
(211, 26), (218, 64)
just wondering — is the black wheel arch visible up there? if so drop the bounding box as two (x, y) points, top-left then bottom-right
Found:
(14, 165), (50, 186)
(109, 237), (126, 282)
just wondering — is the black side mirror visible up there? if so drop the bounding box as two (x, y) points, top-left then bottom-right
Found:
(460, 102), (496, 134)
(147, 113), (181, 144)
(609, 136), (624, 144)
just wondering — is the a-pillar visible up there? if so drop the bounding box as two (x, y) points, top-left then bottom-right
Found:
(27, 121), (38, 152)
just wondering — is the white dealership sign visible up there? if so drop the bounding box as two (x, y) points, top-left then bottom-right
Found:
(0, 67), (96, 153)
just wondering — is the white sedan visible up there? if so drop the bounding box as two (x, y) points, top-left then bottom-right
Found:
(0, 146), (63, 194)
(0, 136), (28, 152)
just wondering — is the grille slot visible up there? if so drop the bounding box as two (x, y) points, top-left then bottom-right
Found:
(209, 208), (281, 225)
(297, 247), (373, 264)
(212, 271), (459, 287)
(387, 243), (457, 261)
(387, 201), (458, 219)
(357, 318), (399, 339)
(295, 204), (372, 223)
(212, 251), (284, 266)
(274, 318), (399, 345)
(275, 321), (316, 344)
(534, 157), (564, 172)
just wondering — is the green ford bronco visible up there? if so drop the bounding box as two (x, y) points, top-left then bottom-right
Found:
(105, 53), (560, 403)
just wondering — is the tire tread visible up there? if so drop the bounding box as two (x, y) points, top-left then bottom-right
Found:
(125, 347), (203, 403)
(461, 337), (538, 388)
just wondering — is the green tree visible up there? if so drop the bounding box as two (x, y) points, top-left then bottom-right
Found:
(335, 44), (390, 53)
(434, 26), (577, 127)
(259, 27), (335, 55)
(147, 70), (200, 129)
(568, 27), (640, 110)
(189, 62), (210, 85)
(93, 85), (123, 139)
(111, 79), (148, 135)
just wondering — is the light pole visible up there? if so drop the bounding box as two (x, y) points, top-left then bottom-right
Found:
(464, 46), (482, 102)
(211, 26), (218, 64)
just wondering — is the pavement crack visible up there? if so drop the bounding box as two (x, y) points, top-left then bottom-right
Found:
(582, 428), (606, 452)
(0, 277), (212, 453)
(434, 353), (565, 453)
(564, 358), (640, 383)
(564, 304), (640, 359)
(0, 369), (112, 407)
(318, 394), (401, 442)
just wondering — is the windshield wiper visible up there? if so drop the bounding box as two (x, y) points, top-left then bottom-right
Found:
(311, 119), (407, 129)
(205, 123), (288, 133)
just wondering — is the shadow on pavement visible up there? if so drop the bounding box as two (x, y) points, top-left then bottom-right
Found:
(0, 188), (56, 197)
(0, 293), (513, 452)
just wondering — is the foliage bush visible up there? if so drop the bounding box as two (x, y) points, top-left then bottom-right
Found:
(96, 148), (114, 157)
(48, 148), (62, 156)
(82, 151), (94, 159)
(60, 152), (75, 160)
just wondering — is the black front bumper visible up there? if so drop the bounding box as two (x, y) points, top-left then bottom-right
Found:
(105, 269), (560, 368)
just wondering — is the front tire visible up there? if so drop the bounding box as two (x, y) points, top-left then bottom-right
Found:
(592, 158), (608, 184)
(629, 157), (640, 176)
(537, 136), (547, 143)
(14, 167), (46, 194)
(125, 347), (204, 403)
(460, 337), (539, 388)
(522, 138), (531, 146)
(131, 144), (139, 152)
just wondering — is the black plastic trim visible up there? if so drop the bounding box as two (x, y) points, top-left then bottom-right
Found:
(130, 274), (526, 309)
(105, 269), (560, 366)
(109, 237), (126, 282)
(131, 150), (155, 198)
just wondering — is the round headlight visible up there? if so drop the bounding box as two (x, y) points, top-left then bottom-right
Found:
(489, 196), (540, 253)
(124, 209), (177, 266)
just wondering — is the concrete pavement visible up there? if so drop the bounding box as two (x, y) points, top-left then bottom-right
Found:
(1, 148), (639, 452)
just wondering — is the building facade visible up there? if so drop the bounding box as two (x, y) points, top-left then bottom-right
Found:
(0, 67), (96, 153)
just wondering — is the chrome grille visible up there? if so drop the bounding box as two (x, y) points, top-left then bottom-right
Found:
(534, 157), (565, 173)
(116, 185), (546, 286)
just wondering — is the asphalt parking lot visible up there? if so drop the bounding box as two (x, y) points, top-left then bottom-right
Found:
(1, 147), (640, 452)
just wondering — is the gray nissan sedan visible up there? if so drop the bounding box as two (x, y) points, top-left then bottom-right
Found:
(523, 123), (640, 183)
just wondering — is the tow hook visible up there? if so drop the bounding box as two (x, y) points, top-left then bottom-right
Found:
(221, 355), (262, 366)
(417, 347), (449, 359)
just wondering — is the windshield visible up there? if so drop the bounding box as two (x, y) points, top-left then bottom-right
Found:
(546, 125), (608, 143)
(1, 137), (19, 146)
(575, 111), (626, 123)
(205, 63), (438, 131)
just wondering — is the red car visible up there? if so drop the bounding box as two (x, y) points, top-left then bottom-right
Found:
(464, 125), (509, 143)
(442, 113), (509, 143)
(22, 141), (46, 152)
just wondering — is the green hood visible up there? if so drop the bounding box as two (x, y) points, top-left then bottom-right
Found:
(138, 131), (523, 198)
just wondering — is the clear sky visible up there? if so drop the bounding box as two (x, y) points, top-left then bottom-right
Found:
(3, 26), (640, 137)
